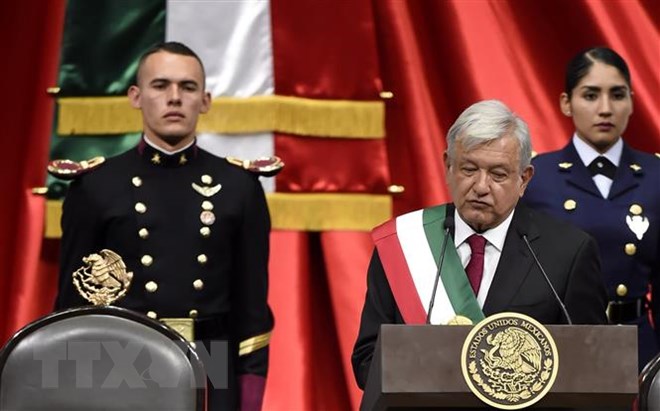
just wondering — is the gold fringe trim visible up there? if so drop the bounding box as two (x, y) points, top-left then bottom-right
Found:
(45, 200), (63, 239)
(57, 95), (384, 138)
(44, 193), (391, 238)
(266, 193), (391, 231)
(238, 331), (272, 357)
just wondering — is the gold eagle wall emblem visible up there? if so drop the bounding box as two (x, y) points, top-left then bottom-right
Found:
(72, 249), (133, 306)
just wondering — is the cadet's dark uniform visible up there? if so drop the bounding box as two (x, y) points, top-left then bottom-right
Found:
(523, 141), (660, 371)
(55, 139), (273, 410)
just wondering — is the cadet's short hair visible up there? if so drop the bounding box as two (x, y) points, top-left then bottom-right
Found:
(446, 100), (532, 170)
(135, 41), (206, 86)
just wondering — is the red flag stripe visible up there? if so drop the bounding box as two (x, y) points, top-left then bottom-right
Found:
(372, 219), (427, 324)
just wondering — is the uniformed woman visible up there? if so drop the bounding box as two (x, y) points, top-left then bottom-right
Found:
(523, 46), (659, 371)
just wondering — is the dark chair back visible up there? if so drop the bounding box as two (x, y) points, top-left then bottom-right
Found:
(640, 352), (660, 411)
(0, 306), (206, 411)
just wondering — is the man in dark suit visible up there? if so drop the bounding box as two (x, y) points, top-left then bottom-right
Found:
(53, 42), (273, 411)
(351, 100), (608, 391)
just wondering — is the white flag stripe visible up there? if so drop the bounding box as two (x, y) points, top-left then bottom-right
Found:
(166, 0), (276, 192)
(165, 0), (274, 96)
(396, 210), (455, 324)
(196, 132), (274, 192)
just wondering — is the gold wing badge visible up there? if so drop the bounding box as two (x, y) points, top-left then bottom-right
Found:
(192, 182), (222, 197)
(72, 249), (133, 306)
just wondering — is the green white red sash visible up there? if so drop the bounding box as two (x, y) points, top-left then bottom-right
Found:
(372, 204), (485, 324)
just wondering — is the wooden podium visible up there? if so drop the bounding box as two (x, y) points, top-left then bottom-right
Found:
(362, 324), (637, 410)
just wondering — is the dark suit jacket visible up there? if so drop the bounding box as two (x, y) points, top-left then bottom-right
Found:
(352, 203), (608, 390)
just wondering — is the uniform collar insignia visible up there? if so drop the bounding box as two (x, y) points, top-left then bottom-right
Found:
(138, 137), (199, 168)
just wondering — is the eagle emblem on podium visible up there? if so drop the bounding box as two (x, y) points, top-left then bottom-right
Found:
(461, 312), (558, 409)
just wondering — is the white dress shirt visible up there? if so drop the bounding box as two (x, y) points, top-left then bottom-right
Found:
(572, 134), (623, 199)
(454, 209), (514, 308)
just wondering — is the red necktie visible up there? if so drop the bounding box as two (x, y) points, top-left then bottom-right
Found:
(466, 234), (486, 295)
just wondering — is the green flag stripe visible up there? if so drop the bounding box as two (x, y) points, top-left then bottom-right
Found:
(58, 0), (166, 96)
(422, 205), (485, 323)
(49, 0), (166, 198)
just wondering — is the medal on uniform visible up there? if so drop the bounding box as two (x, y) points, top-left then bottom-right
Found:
(200, 210), (216, 225)
(626, 203), (649, 241)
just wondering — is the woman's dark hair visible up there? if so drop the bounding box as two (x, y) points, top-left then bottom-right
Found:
(565, 47), (631, 96)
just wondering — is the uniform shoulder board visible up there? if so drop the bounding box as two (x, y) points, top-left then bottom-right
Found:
(47, 156), (106, 180)
(226, 156), (284, 177)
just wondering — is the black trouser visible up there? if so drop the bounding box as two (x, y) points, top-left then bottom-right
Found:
(195, 315), (237, 411)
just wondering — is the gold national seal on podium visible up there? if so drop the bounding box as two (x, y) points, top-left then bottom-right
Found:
(460, 312), (559, 409)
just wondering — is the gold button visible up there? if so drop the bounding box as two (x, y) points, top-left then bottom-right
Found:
(201, 175), (213, 184)
(138, 228), (149, 239)
(145, 281), (158, 293)
(202, 200), (214, 211)
(193, 279), (204, 291)
(147, 311), (157, 319)
(197, 254), (208, 264)
(132, 176), (142, 187)
(200, 227), (211, 237)
(189, 309), (199, 318)
(629, 204), (643, 215)
(141, 255), (153, 266)
(135, 202), (147, 213)
(624, 243), (637, 256)
(563, 199), (577, 211)
(616, 284), (628, 297)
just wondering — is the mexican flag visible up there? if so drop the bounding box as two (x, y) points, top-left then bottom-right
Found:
(46, 0), (392, 237)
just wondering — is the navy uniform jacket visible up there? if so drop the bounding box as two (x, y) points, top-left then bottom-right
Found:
(523, 141), (660, 370)
(55, 139), (273, 409)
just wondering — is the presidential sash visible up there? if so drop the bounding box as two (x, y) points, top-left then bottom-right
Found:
(372, 204), (485, 324)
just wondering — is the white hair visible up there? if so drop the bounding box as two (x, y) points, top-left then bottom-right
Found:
(446, 100), (532, 170)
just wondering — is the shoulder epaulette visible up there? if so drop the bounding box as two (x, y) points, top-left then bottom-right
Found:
(47, 156), (106, 180)
(226, 156), (284, 177)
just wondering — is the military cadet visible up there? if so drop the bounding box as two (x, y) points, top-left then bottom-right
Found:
(523, 46), (660, 372)
(52, 42), (276, 411)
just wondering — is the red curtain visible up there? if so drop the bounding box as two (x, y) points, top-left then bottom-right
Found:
(375, 0), (659, 217)
(1, 2), (658, 411)
(0, 1), (66, 342)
